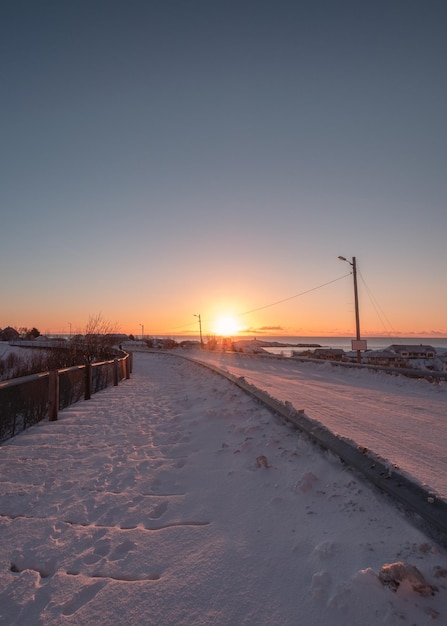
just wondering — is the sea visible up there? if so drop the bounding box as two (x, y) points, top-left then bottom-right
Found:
(158, 335), (447, 357)
(51, 334), (447, 357)
(249, 336), (447, 357)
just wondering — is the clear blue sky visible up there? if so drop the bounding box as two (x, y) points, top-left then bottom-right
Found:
(1, 0), (446, 337)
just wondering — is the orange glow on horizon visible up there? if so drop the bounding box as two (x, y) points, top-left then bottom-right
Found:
(9, 302), (447, 340)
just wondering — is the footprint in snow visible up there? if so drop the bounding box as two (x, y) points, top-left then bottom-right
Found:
(149, 501), (168, 519)
(62, 580), (106, 616)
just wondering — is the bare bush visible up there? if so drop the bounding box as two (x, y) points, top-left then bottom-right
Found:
(69, 314), (120, 364)
(0, 349), (79, 382)
(0, 315), (120, 381)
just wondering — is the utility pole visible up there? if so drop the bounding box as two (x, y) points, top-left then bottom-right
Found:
(338, 255), (363, 364)
(352, 257), (361, 349)
(194, 314), (203, 347)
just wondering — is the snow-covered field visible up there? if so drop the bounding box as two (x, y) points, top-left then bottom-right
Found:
(1, 351), (447, 625)
(0, 342), (40, 361)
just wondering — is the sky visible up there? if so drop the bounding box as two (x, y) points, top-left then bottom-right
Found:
(1, 0), (446, 338)
(1, 349), (447, 624)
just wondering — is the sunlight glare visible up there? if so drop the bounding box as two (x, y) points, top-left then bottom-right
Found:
(212, 315), (242, 337)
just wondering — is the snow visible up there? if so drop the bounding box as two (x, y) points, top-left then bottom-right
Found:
(0, 343), (40, 361)
(1, 350), (447, 624)
(192, 349), (447, 499)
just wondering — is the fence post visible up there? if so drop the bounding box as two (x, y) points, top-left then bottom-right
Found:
(48, 370), (59, 421)
(113, 359), (119, 386)
(85, 363), (92, 400)
(126, 353), (132, 378)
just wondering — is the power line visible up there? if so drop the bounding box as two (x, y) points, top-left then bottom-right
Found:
(167, 273), (352, 333)
(358, 270), (397, 338)
(238, 273), (352, 316)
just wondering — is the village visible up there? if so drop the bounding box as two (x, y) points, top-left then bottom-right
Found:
(293, 343), (447, 373)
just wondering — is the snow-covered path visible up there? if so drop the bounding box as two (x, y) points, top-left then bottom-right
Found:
(1, 352), (447, 625)
(191, 351), (447, 499)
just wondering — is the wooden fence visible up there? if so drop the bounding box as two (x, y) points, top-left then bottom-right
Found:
(0, 352), (132, 443)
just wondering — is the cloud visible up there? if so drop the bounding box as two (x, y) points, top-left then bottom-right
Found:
(243, 326), (284, 334)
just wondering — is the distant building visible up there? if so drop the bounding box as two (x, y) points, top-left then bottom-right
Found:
(312, 348), (345, 361)
(179, 340), (201, 349)
(0, 327), (20, 342)
(386, 344), (436, 359)
(365, 350), (407, 367)
(105, 333), (129, 344)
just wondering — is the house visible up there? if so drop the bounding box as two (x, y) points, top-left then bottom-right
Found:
(312, 348), (345, 361)
(105, 333), (129, 345)
(365, 350), (407, 367)
(0, 326), (20, 342)
(386, 344), (436, 359)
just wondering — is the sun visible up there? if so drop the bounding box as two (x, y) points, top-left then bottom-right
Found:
(212, 315), (242, 337)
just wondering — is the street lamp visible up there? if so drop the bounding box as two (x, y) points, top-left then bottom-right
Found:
(68, 322), (72, 338)
(338, 256), (365, 364)
(140, 324), (144, 341)
(194, 314), (203, 347)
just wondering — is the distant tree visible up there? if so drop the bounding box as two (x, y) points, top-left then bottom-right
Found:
(206, 336), (218, 351)
(222, 337), (234, 351)
(13, 327), (41, 339)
